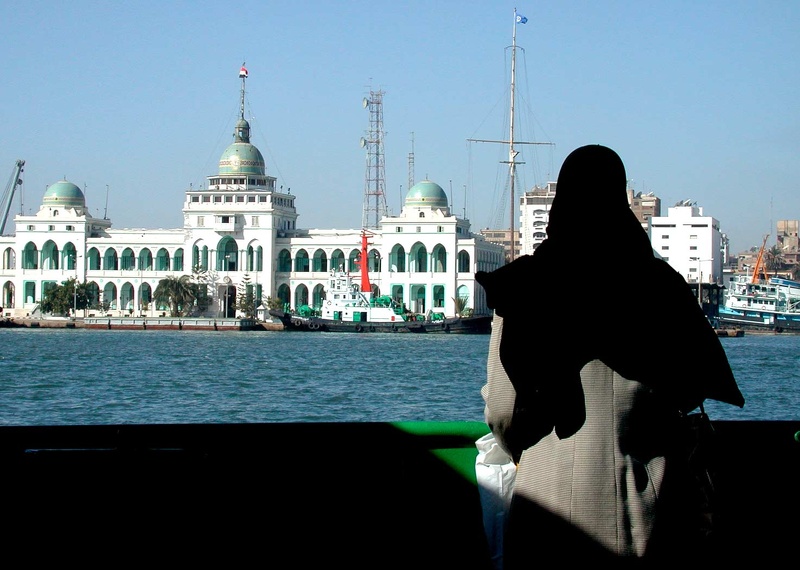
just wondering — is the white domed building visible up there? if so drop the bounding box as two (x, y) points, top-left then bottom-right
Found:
(0, 71), (503, 321)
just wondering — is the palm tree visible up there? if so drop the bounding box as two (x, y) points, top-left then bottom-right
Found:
(765, 245), (785, 276)
(153, 275), (196, 317)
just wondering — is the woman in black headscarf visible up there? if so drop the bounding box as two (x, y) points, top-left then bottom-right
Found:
(476, 145), (744, 565)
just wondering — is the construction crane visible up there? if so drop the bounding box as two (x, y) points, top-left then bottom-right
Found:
(1, 159), (24, 235)
(750, 234), (769, 283)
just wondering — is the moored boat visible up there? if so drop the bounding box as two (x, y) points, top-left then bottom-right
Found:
(269, 231), (492, 334)
(719, 238), (800, 332)
(719, 275), (800, 332)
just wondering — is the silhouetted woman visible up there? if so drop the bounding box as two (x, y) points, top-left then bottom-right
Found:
(477, 144), (744, 565)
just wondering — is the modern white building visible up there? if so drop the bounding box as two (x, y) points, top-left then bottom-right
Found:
(649, 200), (724, 284)
(519, 182), (557, 256)
(0, 73), (503, 320)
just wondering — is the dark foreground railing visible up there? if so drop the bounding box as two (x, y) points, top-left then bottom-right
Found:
(1, 420), (798, 566)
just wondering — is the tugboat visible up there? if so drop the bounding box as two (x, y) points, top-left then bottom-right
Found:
(268, 231), (492, 334)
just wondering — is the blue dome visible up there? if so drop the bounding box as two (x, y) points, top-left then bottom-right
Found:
(405, 180), (449, 209)
(43, 180), (85, 208)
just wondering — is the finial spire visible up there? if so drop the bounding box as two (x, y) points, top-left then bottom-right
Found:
(238, 62), (248, 120)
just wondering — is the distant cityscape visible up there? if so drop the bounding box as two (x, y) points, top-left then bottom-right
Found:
(479, 184), (800, 287)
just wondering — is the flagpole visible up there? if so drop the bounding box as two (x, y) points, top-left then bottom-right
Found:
(239, 61), (247, 120)
(509, 10), (520, 261)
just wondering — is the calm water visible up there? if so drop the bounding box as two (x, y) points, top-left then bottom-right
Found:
(0, 328), (797, 426)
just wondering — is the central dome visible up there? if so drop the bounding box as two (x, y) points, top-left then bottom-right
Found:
(218, 142), (266, 176)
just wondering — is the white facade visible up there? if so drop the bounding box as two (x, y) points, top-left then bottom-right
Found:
(0, 76), (503, 320)
(649, 201), (724, 284)
(519, 182), (556, 256)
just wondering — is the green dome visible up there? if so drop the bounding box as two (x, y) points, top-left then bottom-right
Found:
(43, 180), (86, 208)
(405, 180), (449, 209)
(218, 142), (265, 176)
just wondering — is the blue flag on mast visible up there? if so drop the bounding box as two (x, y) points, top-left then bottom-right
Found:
(516, 13), (528, 24)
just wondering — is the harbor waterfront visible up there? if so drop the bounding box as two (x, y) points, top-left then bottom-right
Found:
(0, 328), (797, 426)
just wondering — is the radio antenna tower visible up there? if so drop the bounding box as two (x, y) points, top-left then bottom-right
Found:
(360, 89), (389, 229)
(407, 132), (415, 193)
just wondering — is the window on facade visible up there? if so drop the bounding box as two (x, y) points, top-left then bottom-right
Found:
(191, 196), (199, 203)
(27, 225), (34, 231)
(662, 235), (669, 239)
(197, 216), (204, 227)
(66, 225), (74, 231)
(236, 196), (244, 203)
(48, 225), (55, 231)
(224, 195), (233, 203)
(248, 195), (255, 202)
(416, 227), (421, 233)
(437, 226), (443, 232)
(662, 246), (669, 250)
(202, 196), (210, 203)
(252, 216), (259, 226)
(396, 227), (403, 233)
(213, 196), (221, 203)
(690, 246), (697, 251)
(259, 196), (267, 202)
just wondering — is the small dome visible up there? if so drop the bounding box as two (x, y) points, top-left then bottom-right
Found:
(218, 142), (266, 176)
(43, 180), (86, 208)
(405, 180), (449, 209)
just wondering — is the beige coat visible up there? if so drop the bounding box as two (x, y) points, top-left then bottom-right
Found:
(482, 314), (702, 565)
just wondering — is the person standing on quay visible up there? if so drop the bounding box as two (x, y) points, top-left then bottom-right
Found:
(476, 144), (744, 565)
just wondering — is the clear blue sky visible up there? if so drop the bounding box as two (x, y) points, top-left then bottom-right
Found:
(1, 1), (797, 254)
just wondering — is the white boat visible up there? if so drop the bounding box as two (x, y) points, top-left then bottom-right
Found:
(719, 237), (800, 332)
(268, 231), (492, 334)
(719, 275), (800, 332)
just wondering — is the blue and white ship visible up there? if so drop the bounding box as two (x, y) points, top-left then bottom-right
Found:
(719, 274), (800, 332)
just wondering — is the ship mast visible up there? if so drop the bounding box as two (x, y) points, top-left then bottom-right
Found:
(467, 9), (553, 262)
(507, 12), (519, 261)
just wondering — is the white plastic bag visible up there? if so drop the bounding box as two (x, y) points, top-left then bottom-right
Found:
(475, 432), (517, 570)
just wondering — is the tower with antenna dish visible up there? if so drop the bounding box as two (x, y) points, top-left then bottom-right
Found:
(360, 89), (389, 229)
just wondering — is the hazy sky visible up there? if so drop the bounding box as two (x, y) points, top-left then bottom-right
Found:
(1, 1), (796, 254)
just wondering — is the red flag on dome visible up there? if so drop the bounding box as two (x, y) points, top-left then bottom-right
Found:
(239, 65), (248, 78)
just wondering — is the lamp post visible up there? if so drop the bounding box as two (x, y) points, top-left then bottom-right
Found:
(72, 254), (81, 319)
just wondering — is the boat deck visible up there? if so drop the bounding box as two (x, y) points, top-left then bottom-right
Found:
(2, 420), (798, 565)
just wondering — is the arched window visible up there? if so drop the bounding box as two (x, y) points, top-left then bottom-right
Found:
(2, 247), (15, 270)
(62, 243), (77, 270)
(121, 248), (136, 270)
(410, 242), (428, 273)
(155, 249), (170, 271)
(22, 242), (39, 270)
(294, 249), (309, 272)
(277, 283), (291, 307)
(217, 238), (238, 271)
(312, 249), (327, 272)
(103, 248), (119, 271)
(369, 249), (381, 273)
(348, 249), (359, 272)
(174, 249), (184, 271)
(433, 285), (445, 308)
(390, 245), (406, 273)
(42, 240), (59, 270)
(138, 248), (153, 271)
(331, 249), (345, 271)
(277, 249), (292, 272)
(431, 244), (446, 273)
(457, 250), (471, 273)
(87, 248), (101, 270)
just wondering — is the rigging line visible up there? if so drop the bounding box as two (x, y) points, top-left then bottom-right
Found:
(195, 105), (238, 190)
(246, 96), (288, 188)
